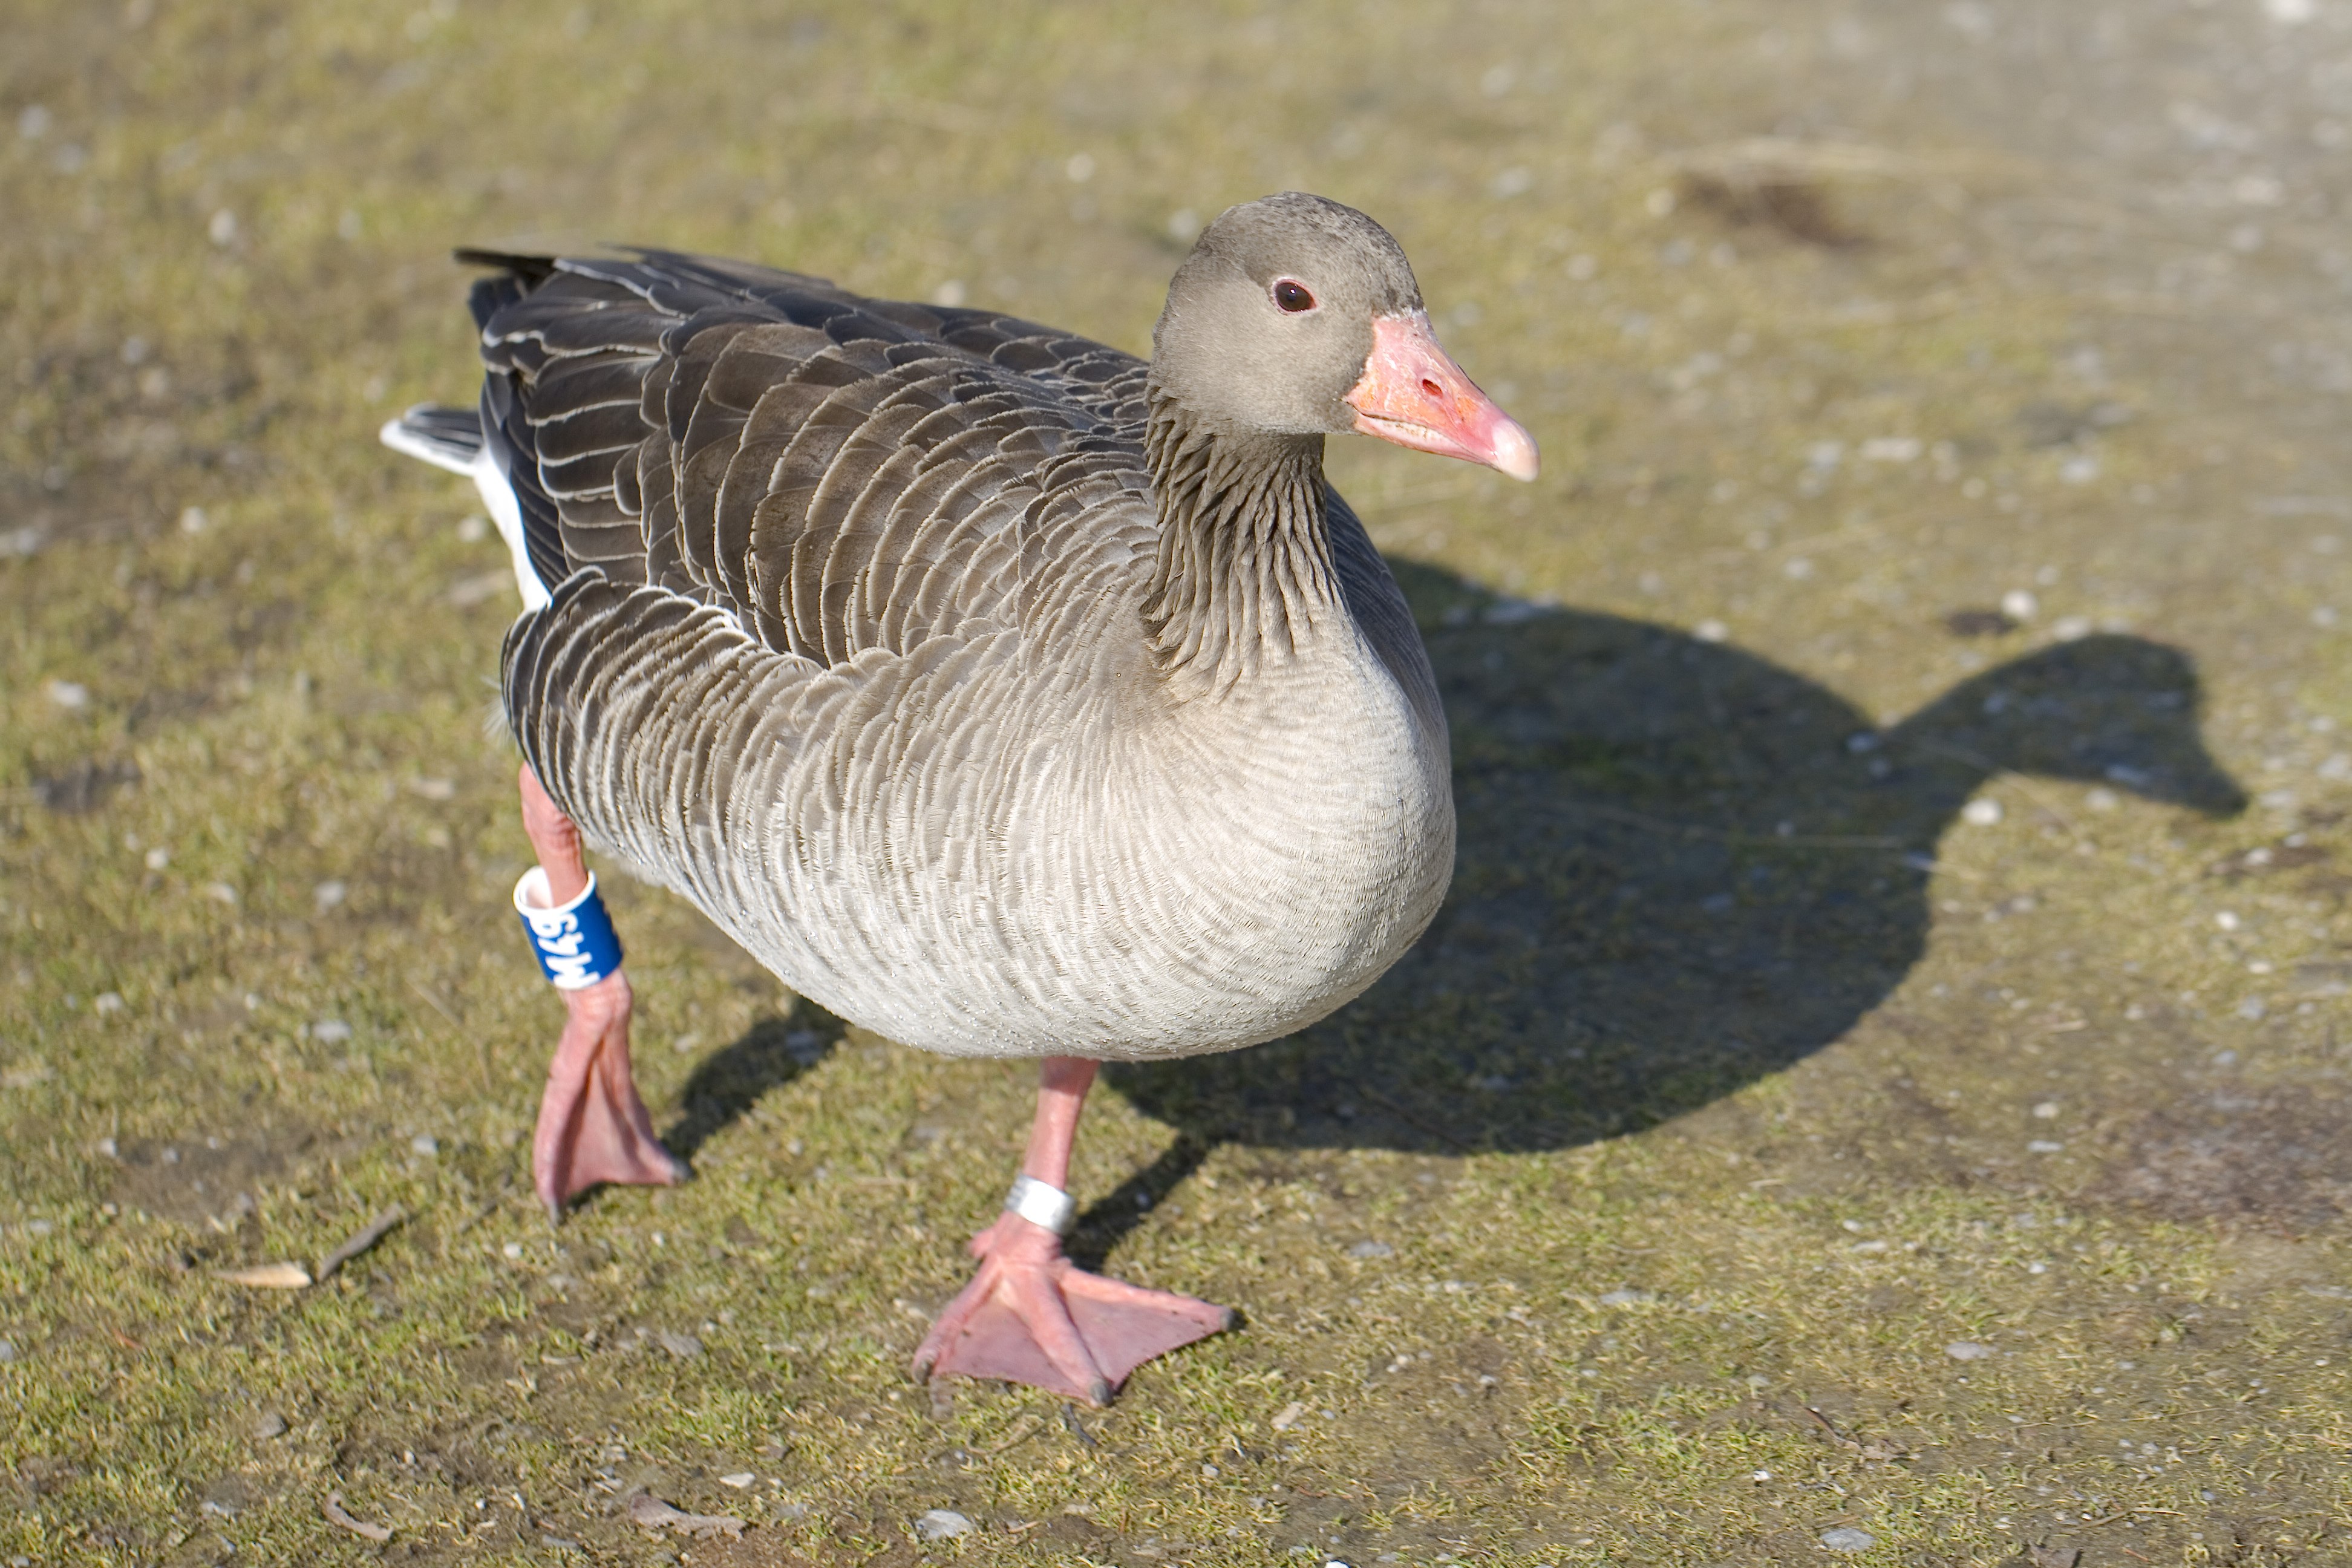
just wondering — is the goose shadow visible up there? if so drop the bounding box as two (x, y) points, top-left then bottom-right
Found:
(1097, 558), (2245, 1229)
(662, 1007), (845, 1162)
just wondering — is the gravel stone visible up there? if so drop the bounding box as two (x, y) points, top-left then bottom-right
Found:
(1946, 1341), (1996, 1361)
(913, 1509), (975, 1541)
(1820, 1526), (1876, 1552)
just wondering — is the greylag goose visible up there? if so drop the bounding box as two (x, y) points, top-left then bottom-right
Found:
(381, 193), (1537, 1404)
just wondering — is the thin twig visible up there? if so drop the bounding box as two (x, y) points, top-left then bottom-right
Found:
(315, 1205), (406, 1282)
(1802, 1405), (1861, 1449)
(408, 976), (491, 1092)
(1059, 1404), (1099, 1449)
(976, 1415), (1045, 1455)
(451, 1174), (515, 1238)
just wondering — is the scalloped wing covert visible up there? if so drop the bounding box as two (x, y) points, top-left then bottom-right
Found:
(471, 249), (1160, 667)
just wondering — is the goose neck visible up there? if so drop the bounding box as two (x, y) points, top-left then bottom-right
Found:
(1138, 388), (1342, 696)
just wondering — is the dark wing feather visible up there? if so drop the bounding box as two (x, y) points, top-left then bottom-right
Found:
(468, 248), (1151, 667)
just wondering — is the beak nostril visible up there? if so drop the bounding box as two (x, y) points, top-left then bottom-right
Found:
(1420, 378), (1442, 400)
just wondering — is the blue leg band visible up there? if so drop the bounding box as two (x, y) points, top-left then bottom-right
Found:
(514, 867), (624, 990)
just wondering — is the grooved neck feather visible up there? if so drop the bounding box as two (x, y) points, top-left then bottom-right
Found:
(1138, 386), (1341, 696)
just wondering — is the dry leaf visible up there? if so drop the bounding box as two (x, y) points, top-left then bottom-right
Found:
(215, 1262), (312, 1290)
(627, 1492), (745, 1540)
(322, 1492), (391, 1542)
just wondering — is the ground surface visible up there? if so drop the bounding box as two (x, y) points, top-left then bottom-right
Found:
(5, 1), (2352, 1564)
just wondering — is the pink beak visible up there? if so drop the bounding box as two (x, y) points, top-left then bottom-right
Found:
(1343, 313), (1539, 482)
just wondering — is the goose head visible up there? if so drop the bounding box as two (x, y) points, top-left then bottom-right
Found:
(1149, 192), (1538, 481)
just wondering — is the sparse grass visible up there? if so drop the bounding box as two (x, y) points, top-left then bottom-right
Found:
(7, 1), (2352, 1564)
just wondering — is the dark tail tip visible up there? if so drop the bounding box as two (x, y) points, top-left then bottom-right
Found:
(454, 247), (560, 287)
(379, 402), (484, 474)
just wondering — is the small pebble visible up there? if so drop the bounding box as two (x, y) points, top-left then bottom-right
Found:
(144, 846), (171, 871)
(0, 1340), (16, 1362)
(1694, 618), (1728, 643)
(2001, 589), (2039, 621)
(658, 1331), (703, 1359)
(2033, 1100), (2060, 1119)
(311, 1020), (353, 1044)
(1597, 1288), (1654, 1307)
(94, 992), (124, 1015)
(1961, 798), (2004, 826)
(313, 880), (347, 912)
(179, 506), (207, 534)
(410, 1134), (438, 1157)
(1347, 1240), (1393, 1259)
(47, 679), (89, 710)
(913, 1508), (974, 1541)
(2028, 1139), (2065, 1154)
(1820, 1526), (1875, 1553)
(204, 881), (239, 906)
(1946, 1341), (1995, 1361)
(252, 1412), (287, 1440)
(718, 1472), (754, 1489)
(503, 1241), (524, 1259)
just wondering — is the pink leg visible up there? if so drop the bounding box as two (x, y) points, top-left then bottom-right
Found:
(910, 1057), (1232, 1405)
(519, 765), (686, 1220)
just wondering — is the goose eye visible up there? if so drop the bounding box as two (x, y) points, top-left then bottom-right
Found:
(1272, 279), (1316, 313)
